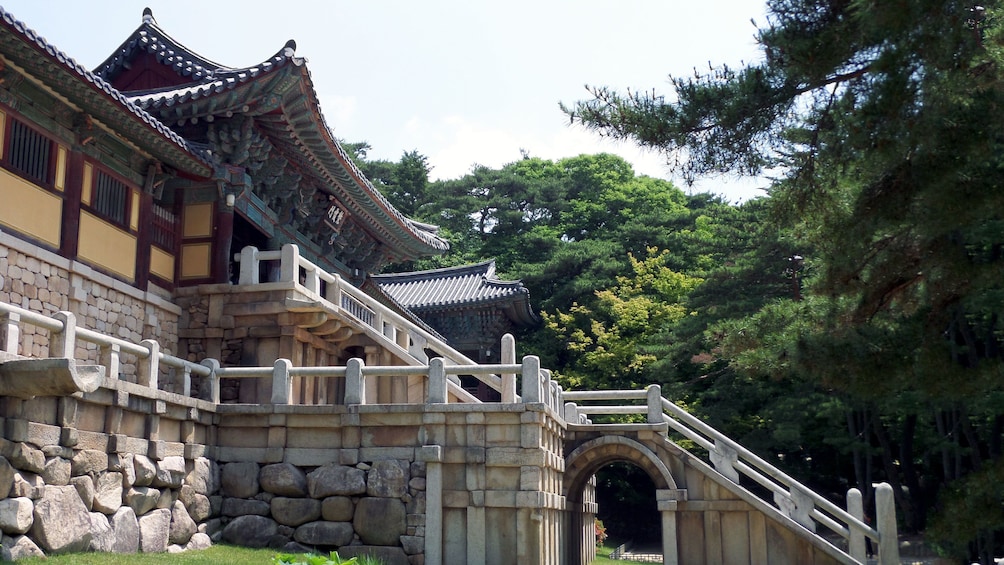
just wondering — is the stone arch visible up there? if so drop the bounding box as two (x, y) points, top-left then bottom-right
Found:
(564, 434), (678, 499)
(563, 434), (684, 565)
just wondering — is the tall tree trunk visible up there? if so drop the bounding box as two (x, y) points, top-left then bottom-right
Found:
(898, 413), (926, 531)
(872, 414), (917, 531)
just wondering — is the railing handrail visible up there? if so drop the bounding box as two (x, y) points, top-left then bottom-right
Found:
(235, 244), (506, 393)
(561, 385), (884, 560)
(0, 301), (211, 379)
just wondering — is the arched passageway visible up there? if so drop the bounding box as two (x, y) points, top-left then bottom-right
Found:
(563, 434), (686, 565)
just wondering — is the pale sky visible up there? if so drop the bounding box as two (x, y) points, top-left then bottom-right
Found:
(2, 0), (770, 202)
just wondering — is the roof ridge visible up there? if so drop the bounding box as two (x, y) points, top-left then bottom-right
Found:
(371, 260), (496, 281)
(0, 6), (214, 171)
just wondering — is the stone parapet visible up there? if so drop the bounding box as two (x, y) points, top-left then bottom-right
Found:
(0, 231), (181, 390)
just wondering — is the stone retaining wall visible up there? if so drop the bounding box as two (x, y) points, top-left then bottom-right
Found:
(0, 230), (182, 390)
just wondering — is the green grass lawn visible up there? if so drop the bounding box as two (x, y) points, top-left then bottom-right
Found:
(14, 545), (279, 565)
(591, 542), (618, 564)
(13, 544), (623, 564)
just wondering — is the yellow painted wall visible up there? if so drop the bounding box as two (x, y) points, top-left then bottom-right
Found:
(78, 211), (136, 281)
(150, 246), (175, 281)
(183, 202), (213, 237)
(181, 242), (212, 279)
(0, 167), (62, 247)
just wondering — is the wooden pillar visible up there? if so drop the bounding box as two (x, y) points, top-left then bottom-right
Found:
(212, 200), (234, 284)
(59, 149), (84, 259)
(134, 190), (152, 290)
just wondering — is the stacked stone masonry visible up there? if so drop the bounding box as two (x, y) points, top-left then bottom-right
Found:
(0, 234), (182, 390)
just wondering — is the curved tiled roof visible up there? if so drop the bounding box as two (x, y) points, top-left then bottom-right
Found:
(94, 8), (233, 83)
(105, 9), (448, 261)
(0, 7), (214, 176)
(372, 261), (539, 327)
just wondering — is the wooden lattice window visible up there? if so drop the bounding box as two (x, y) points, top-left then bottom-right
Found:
(151, 204), (178, 250)
(8, 118), (53, 185)
(92, 169), (129, 226)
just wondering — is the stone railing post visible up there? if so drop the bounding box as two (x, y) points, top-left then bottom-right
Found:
(272, 358), (292, 404)
(238, 246), (260, 284)
(304, 266), (320, 294)
(138, 339), (160, 389)
(847, 488), (866, 563)
(521, 355), (541, 403)
(564, 402), (579, 424)
(344, 357), (365, 405)
(646, 384), (662, 424)
(181, 365), (193, 397)
(280, 244), (300, 283)
(876, 482), (900, 564)
(200, 358), (221, 403)
(428, 358), (447, 403)
(775, 484), (815, 532)
(710, 439), (740, 483)
(99, 342), (121, 381)
(51, 311), (76, 358)
(501, 333), (517, 403)
(2, 311), (20, 355)
(325, 273), (341, 304)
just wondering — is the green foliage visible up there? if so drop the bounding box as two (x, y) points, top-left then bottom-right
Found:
(928, 461), (1004, 562)
(564, 0), (1004, 551)
(271, 552), (385, 565)
(542, 249), (700, 390)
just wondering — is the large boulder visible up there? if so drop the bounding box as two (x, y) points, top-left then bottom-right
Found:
(0, 456), (15, 498)
(125, 486), (161, 515)
(292, 521), (354, 547)
(185, 457), (218, 495)
(93, 471), (124, 514)
(186, 531), (212, 550)
(0, 497), (33, 534)
(110, 453), (136, 488)
(353, 497), (406, 546)
(321, 496), (354, 521)
(260, 463), (308, 496)
(4, 442), (45, 474)
(11, 471), (44, 499)
(89, 512), (115, 552)
(271, 497), (321, 527)
(31, 484), (92, 553)
(133, 454), (157, 487)
(109, 506), (140, 553)
(154, 456), (187, 488)
(70, 449), (107, 476)
(71, 475), (95, 510)
(221, 515), (278, 548)
(307, 463), (366, 498)
(221, 461), (260, 498)
(366, 460), (408, 498)
(0, 534), (45, 560)
(42, 456), (71, 486)
(169, 500), (198, 545)
(138, 507), (172, 553)
(179, 485), (213, 522)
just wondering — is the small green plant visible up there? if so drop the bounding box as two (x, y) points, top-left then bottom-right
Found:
(271, 552), (385, 565)
(271, 551), (355, 565)
(594, 518), (608, 547)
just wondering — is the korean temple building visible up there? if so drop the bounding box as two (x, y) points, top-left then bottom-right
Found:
(0, 6), (536, 399)
(373, 261), (540, 400)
